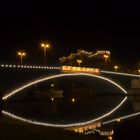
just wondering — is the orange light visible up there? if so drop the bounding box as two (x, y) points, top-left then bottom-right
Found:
(61, 66), (100, 74)
(18, 52), (26, 56)
(108, 136), (113, 140)
(104, 54), (109, 58)
(18, 52), (21, 55)
(46, 44), (49, 48)
(41, 43), (45, 47)
(138, 69), (140, 74)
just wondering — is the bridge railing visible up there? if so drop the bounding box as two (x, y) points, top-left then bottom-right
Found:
(0, 64), (60, 70)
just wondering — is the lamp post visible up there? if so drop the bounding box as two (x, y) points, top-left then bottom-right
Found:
(77, 59), (82, 67)
(114, 65), (119, 71)
(18, 52), (26, 65)
(103, 54), (109, 63)
(41, 43), (50, 65)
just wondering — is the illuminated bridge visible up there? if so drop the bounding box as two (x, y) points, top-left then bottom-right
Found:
(1, 64), (140, 91)
(0, 64), (140, 136)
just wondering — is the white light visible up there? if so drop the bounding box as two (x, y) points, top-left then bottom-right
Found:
(51, 97), (54, 101)
(103, 112), (140, 125)
(101, 70), (140, 78)
(2, 73), (127, 128)
(0, 64), (61, 70)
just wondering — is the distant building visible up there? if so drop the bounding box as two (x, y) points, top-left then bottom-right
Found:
(47, 89), (63, 98)
(33, 88), (63, 99)
(60, 49), (111, 67)
(64, 87), (96, 99)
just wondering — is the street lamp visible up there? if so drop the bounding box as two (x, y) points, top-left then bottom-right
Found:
(17, 51), (26, 65)
(51, 97), (54, 101)
(41, 43), (50, 65)
(114, 65), (119, 71)
(138, 69), (140, 75)
(107, 136), (113, 140)
(77, 59), (82, 67)
(72, 98), (75, 103)
(103, 54), (109, 63)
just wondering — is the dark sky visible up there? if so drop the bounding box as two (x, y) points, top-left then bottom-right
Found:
(0, 1), (140, 65)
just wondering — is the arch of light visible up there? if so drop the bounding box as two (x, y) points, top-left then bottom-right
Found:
(2, 73), (127, 128)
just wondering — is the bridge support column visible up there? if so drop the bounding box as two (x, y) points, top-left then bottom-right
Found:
(128, 88), (140, 111)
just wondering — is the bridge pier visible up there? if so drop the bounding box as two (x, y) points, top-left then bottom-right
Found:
(127, 78), (140, 111)
(128, 88), (140, 111)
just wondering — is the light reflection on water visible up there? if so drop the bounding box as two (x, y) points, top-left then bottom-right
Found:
(3, 76), (130, 124)
(4, 95), (128, 124)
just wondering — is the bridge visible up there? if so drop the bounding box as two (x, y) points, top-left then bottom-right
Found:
(1, 64), (140, 94)
(1, 64), (140, 137)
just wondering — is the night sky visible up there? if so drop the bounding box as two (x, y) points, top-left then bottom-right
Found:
(0, 1), (140, 66)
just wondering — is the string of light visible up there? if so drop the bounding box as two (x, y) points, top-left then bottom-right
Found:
(0, 64), (60, 70)
(1, 64), (140, 78)
(2, 73), (127, 100)
(103, 112), (140, 125)
(101, 70), (140, 78)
